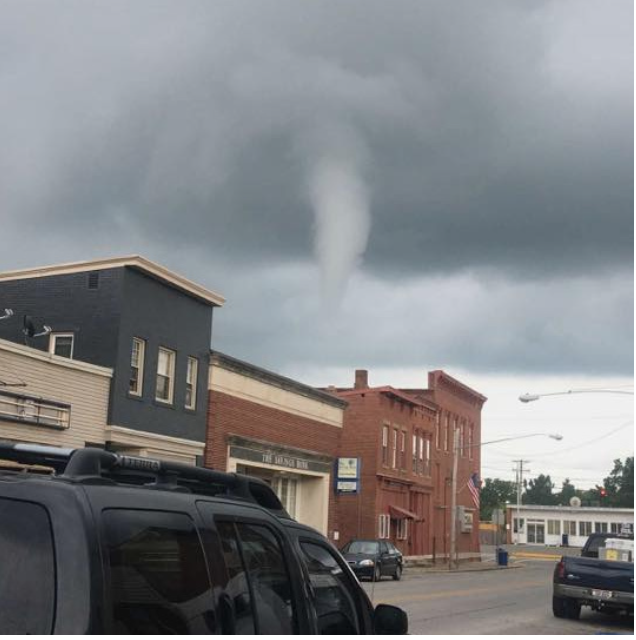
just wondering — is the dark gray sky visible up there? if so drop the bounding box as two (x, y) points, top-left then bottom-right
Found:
(0, 0), (632, 384)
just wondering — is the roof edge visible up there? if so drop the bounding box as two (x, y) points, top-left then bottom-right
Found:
(0, 255), (225, 307)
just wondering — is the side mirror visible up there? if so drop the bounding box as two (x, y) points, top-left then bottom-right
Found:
(374, 604), (408, 635)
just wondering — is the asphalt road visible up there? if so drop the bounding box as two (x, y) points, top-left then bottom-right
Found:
(363, 559), (634, 635)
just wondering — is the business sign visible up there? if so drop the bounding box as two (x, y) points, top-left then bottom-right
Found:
(335, 457), (361, 494)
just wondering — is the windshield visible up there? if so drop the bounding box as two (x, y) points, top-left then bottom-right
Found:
(344, 541), (379, 555)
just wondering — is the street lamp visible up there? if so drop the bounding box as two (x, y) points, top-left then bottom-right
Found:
(520, 388), (633, 403)
(449, 432), (563, 570)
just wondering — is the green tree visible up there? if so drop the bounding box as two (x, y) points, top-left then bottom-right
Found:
(604, 457), (634, 508)
(556, 478), (577, 505)
(523, 474), (556, 505)
(479, 478), (517, 521)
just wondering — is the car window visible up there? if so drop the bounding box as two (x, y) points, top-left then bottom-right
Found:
(345, 540), (379, 555)
(380, 541), (389, 554)
(216, 520), (296, 634)
(300, 541), (361, 635)
(216, 521), (256, 634)
(0, 498), (55, 634)
(102, 509), (215, 634)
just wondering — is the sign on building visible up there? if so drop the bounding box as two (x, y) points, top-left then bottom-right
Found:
(335, 457), (360, 494)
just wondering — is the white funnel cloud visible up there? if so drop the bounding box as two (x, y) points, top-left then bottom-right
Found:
(305, 126), (371, 304)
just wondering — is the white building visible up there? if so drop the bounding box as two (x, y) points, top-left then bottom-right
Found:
(506, 504), (634, 547)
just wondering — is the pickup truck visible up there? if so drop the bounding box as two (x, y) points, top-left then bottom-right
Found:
(552, 533), (634, 619)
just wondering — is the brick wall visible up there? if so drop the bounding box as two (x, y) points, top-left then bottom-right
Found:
(205, 389), (342, 534)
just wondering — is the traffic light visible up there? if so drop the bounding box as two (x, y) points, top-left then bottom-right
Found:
(599, 488), (607, 499)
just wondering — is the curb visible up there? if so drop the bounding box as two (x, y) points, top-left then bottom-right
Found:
(511, 552), (561, 560)
(405, 562), (524, 575)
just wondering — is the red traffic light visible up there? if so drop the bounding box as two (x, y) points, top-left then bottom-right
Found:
(600, 488), (607, 498)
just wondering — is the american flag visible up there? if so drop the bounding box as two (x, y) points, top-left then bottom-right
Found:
(467, 472), (480, 509)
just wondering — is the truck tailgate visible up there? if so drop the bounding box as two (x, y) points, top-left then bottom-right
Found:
(562, 557), (634, 592)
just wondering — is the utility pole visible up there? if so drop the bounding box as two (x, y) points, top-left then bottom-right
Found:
(449, 426), (459, 570)
(513, 460), (530, 544)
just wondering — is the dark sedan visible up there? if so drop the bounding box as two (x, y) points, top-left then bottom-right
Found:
(341, 539), (403, 581)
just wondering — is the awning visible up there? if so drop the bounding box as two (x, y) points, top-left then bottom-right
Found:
(388, 505), (418, 520)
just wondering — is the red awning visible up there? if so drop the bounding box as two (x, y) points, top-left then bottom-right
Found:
(388, 505), (418, 520)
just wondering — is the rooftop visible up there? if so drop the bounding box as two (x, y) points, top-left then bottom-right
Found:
(0, 255), (225, 307)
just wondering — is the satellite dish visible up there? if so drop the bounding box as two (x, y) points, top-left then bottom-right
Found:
(570, 496), (581, 508)
(22, 315), (52, 340)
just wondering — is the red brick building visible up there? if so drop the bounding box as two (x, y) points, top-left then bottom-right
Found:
(329, 370), (486, 561)
(205, 352), (347, 538)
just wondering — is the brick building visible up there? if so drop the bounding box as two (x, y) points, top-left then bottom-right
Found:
(205, 352), (347, 538)
(328, 369), (486, 561)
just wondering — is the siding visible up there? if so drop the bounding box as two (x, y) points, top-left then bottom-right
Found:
(0, 339), (112, 449)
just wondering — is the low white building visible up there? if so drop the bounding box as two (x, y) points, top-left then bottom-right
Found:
(506, 504), (634, 547)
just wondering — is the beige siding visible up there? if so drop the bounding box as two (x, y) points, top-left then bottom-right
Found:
(0, 339), (112, 449)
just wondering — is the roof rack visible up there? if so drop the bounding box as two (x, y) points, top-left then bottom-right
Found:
(0, 442), (288, 517)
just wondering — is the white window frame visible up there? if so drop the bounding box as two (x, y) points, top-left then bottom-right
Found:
(185, 356), (198, 410)
(391, 428), (398, 469)
(547, 519), (561, 536)
(49, 332), (74, 359)
(579, 521), (592, 537)
(444, 414), (450, 452)
(610, 522), (620, 533)
(396, 519), (408, 540)
(155, 347), (176, 404)
(435, 413), (441, 450)
(468, 424), (474, 460)
(400, 431), (406, 469)
(459, 421), (465, 456)
(129, 337), (145, 397)
(378, 514), (391, 539)
(594, 521), (608, 533)
(423, 438), (431, 476)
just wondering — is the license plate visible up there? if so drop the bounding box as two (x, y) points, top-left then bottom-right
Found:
(591, 590), (613, 599)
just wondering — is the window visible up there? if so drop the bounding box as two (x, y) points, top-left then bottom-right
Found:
(513, 518), (524, 533)
(459, 421), (465, 456)
(129, 338), (145, 396)
(185, 357), (198, 409)
(423, 438), (431, 476)
(563, 520), (577, 536)
(610, 522), (621, 533)
(444, 414), (450, 452)
(235, 523), (296, 634)
(396, 519), (409, 540)
(400, 431), (407, 469)
(102, 509), (214, 633)
(0, 499), (55, 634)
(391, 428), (398, 469)
(579, 521), (592, 537)
(468, 424), (474, 460)
(594, 522), (608, 533)
(435, 413), (440, 449)
(381, 425), (389, 465)
(300, 542), (360, 635)
(273, 477), (297, 518)
(378, 514), (390, 539)
(49, 332), (74, 358)
(412, 432), (418, 471)
(547, 519), (561, 536)
(156, 347), (176, 403)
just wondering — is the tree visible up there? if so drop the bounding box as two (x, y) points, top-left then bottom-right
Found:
(556, 478), (577, 506)
(479, 478), (517, 521)
(604, 457), (634, 508)
(523, 474), (556, 505)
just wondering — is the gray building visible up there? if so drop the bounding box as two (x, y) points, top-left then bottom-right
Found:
(0, 256), (224, 463)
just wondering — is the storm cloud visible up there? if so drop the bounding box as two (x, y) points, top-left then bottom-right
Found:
(0, 0), (632, 375)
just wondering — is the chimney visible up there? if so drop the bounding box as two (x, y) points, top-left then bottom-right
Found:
(354, 369), (369, 389)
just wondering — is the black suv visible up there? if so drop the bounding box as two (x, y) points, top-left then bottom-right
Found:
(0, 442), (408, 634)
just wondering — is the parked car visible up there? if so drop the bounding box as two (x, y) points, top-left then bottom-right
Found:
(0, 442), (408, 634)
(552, 532), (634, 620)
(341, 539), (403, 581)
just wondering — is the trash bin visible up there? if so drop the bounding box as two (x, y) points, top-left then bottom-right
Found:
(562, 534), (569, 547)
(497, 548), (508, 566)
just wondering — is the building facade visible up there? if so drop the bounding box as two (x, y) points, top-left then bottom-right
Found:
(0, 338), (111, 458)
(506, 505), (634, 547)
(206, 352), (347, 537)
(0, 256), (224, 463)
(329, 369), (486, 561)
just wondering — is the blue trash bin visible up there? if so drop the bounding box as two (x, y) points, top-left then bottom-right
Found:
(562, 534), (569, 547)
(497, 548), (508, 566)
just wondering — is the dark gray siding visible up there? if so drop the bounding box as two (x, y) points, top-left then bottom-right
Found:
(0, 270), (123, 367)
(110, 269), (212, 442)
